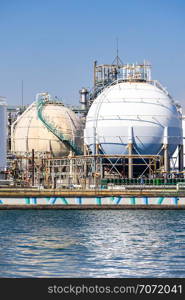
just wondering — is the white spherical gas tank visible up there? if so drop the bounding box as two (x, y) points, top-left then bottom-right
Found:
(84, 82), (182, 156)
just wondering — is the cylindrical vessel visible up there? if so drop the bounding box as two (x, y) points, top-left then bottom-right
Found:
(79, 88), (89, 112)
(84, 82), (182, 156)
(0, 97), (7, 170)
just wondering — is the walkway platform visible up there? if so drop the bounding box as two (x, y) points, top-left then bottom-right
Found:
(0, 188), (184, 198)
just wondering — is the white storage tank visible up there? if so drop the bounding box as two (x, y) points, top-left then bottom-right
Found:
(11, 93), (83, 157)
(0, 96), (7, 170)
(84, 64), (182, 157)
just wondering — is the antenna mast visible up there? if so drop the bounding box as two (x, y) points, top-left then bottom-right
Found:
(116, 37), (119, 66)
(112, 38), (123, 66)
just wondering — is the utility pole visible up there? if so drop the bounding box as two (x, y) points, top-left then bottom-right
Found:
(21, 80), (24, 107)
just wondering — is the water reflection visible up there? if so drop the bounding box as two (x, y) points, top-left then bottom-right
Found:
(0, 210), (185, 277)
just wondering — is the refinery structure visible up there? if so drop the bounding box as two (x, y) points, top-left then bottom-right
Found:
(1, 58), (185, 189)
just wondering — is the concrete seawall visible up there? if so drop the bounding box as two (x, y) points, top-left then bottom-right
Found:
(0, 188), (185, 209)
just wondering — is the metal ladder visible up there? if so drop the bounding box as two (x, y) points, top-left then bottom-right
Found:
(36, 98), (83, 155)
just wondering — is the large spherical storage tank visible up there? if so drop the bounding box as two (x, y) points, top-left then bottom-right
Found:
(84, 82), (182, 156)
(11, 100), (83, 157)
(0, 97), (7, 170)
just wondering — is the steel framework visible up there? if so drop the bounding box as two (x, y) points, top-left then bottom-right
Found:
(8, 153), (163, 188)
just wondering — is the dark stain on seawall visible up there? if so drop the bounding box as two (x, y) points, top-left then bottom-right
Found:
(0, 204), (185, 210)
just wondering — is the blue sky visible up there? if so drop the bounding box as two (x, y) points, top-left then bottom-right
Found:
(0, 0), (185, 107)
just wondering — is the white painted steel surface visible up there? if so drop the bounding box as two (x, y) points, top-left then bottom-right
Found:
(0, 97), (7, 170)
(84, 82), (182, 156)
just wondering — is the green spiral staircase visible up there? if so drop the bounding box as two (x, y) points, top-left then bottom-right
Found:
(36, 97), (83, 155)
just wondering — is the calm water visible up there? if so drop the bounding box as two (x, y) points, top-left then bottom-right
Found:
(0, 210), (185, 277)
